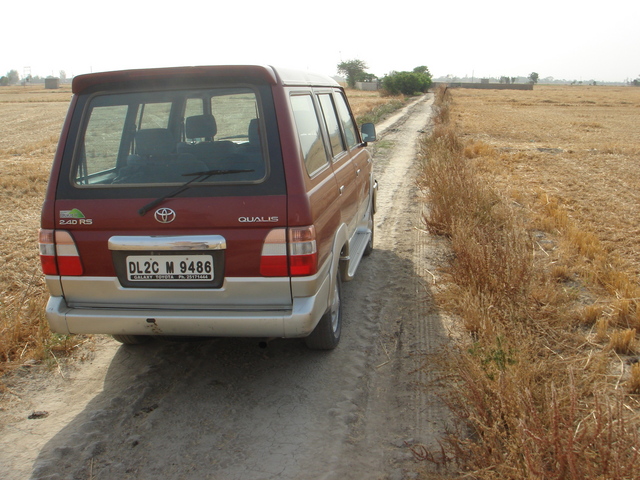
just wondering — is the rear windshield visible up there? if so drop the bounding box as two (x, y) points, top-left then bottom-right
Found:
(73, 88), (266, 186)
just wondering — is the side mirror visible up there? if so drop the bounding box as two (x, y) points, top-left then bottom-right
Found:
(361, 123), (377, 143)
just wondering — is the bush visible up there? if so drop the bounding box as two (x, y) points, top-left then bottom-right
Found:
(382, 68), (432, 96)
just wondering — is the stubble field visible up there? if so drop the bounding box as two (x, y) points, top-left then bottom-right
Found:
(0, 86), (72, 367)
(455, 85), (640, 278)
(419, 84), (640, 477)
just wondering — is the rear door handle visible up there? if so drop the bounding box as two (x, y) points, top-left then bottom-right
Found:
(356, 169), (361, 176)
(339, 185), (345, 195)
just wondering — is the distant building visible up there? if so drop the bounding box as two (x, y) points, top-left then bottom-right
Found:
(355, 81), (380, 91)
(45, 78), (60, 89)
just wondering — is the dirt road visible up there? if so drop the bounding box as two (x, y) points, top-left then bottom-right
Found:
(1, 94), (453, 480)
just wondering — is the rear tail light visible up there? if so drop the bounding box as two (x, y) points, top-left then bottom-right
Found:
(39, 229), (84, 276)
(260, 229), (288, 276)
(260, 226), (318, 277)
(288, 226), (317, 276)
(39, 230), (57, 275)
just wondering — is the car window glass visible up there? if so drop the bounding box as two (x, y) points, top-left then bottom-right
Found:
(79, 105), (128, 181)
(138, 102), (171, 129)
(185, 98), (204, 118)
(73, 88), (266, 186)
(334, 93), (358, 148)
(318, 94), (345, 158)
(290, 94), (328, 176)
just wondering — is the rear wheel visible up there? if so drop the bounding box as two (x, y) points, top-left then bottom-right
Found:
(112, 334), (150, 345)
(305, 272), (342, 350)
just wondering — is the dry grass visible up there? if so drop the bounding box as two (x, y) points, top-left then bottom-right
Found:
(0, 87), (70, 371)
(447, 83), (640, 353)
(629, 363), (640, 394)
(418, 84), (640, 478)
(344, 88), (401, 118)
(455, 85), (640, 279)
(0, 85), (403, 373)
(344, 88), (406, 124)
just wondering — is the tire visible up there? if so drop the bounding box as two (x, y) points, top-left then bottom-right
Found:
(305, 273), (342, 350)
(363, 209), (374, 257)
(112, 334), (151, 345)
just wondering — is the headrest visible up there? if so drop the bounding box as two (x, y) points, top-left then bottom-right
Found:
(248, 119), (260, 146)
(185, 114), (217, 139)
(135, 129), (175, 156)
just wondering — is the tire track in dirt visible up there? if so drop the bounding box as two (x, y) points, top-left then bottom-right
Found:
(324, 94), (453, 478)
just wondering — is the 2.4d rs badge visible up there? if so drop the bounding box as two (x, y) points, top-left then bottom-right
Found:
(59, 209), (93, 225)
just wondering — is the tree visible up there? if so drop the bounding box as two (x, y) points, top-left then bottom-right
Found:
(382, 67), (433, 96)
(337, 59), (368, 88)
(7, 70), (20, 85)
(528, 72), (539, 84)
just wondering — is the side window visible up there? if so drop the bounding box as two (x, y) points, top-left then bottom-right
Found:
(291, 94), (328, 176)
(78, 105), (128, 182)
(318, 94), (345, 158)
(334, 93), (358, 149)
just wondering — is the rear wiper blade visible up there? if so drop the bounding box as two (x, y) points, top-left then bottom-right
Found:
(138, 168), (254, 216)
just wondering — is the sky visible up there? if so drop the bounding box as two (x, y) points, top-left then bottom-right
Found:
(3, 0), (639, 83)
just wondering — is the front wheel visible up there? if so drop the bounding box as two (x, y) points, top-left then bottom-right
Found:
(305, 273), (342, 350)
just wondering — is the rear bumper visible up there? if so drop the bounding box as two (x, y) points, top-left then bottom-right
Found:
(46, 272), (331, 339)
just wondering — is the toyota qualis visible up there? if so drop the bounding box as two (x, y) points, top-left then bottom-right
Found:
(39, 65), (377, 349)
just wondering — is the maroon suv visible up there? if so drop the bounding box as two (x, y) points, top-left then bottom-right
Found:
(39, 65), (377, 349)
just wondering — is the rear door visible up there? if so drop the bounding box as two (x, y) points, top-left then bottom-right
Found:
(316, 92), (360, 239)
(288, 92), (341, 270)
(333, 91), (372, 226)
(54, 82), (292, 309)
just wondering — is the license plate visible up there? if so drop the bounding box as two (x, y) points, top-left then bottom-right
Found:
(126, 255), (214, 281)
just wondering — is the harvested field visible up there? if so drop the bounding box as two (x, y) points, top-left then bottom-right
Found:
(344, 87), (397, 117)
(0, 86), (71, 368)
(454, 85), (640, 280)
(418, 84), (640, 478)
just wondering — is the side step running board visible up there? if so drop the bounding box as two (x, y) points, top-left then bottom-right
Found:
(341, 228), (371, 281)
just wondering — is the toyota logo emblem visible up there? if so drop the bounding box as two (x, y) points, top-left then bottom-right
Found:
(154, 208), (176, 224)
